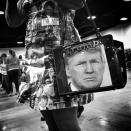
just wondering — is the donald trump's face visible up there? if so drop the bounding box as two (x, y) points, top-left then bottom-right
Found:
(65, 47), (105, 91)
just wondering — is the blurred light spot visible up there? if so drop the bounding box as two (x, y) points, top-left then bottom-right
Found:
(87, 16), (96, 20)
(2, 126), (7, 131)
(120, 17), (128, 21)
(0, 11), (4, 15)
(99, 117), (108, 126)
(100, 118), (108, 126)
(123, 0), (131, 2)
(17, 42), (23, 44)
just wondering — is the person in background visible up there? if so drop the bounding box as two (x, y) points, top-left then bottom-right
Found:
(0, 53), (9, 95)
(19, 55), (24, 76)
(5, 0), (93, 131)
(0, 56), (2, 87)
(6, 49), (20, 96)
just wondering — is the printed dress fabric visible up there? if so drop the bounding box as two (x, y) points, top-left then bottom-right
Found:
(18, 0), (94, 110)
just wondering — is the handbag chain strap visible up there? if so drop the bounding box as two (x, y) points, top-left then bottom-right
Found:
(81, 0), (102, 39)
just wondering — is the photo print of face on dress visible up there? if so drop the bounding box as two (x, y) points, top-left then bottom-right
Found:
(63, 40), (112, 92)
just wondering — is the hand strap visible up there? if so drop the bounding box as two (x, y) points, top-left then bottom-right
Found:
(81, 0), (102, 39)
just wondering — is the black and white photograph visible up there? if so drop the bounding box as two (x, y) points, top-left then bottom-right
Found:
(0, 0), (131, 131)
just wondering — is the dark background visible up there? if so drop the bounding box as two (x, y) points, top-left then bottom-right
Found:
(0, 0), (131, 48)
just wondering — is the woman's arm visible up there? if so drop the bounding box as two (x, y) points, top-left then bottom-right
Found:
(5, 0), (29, 28)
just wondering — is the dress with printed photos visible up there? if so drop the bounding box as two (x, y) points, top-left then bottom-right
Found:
(17, 0), (94, 110)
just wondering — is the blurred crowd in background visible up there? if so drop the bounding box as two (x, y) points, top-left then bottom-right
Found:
(0, 49), (23, 96)
(125, 48), (131, 69)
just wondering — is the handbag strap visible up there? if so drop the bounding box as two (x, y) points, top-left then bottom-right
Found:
(59, 8), (67, 46)
(81, 0), (102, 39)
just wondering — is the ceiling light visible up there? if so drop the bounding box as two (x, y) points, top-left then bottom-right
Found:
(87, 16), (96, 20)
(123, 0), (131, 1)
(97, 27), (100, 30)
(0, 11), (4, 15)
(17, 42), (23, 44)
(120, 17), (128, 21)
